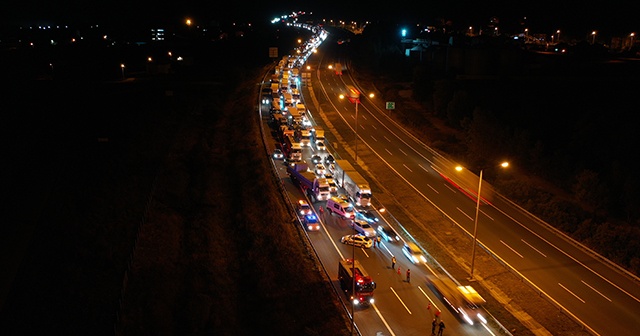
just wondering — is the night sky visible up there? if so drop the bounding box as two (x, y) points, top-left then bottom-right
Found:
(3, 1), (638, 38)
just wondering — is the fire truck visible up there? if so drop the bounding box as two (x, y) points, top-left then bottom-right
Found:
(338, 259), (376, 306)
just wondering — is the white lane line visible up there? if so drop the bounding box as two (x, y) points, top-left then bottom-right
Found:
(427, 184), (440, 194)
(361, 114), (368, 120)
(443, 183), (457, 193)
(559, 283), (586, 303)
(384, 135), (392, 142)
(418, 164), (430, 173)
(521, 239), (547, 257)
(457, 207), (473, 221)
(403, 164), (413, 172)
(479, 209), (494, 221)
(371, 135), (378, 142)
(418, 286), (440, 311)
(581, 280), (612, 302)
(500, 240), (524, 258)
(385, 148), (393, 156)
(371, 124), (377, 130)
(398, 148), (408, 156)
(390, 287), (412, 314)
(372, 303), (397, 336)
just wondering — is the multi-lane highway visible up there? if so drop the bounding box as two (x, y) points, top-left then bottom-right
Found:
(303, 33), (640, 336)
(259, 27), (503, 335)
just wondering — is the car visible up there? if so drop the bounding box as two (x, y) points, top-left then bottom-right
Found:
(337, 194), (350, 203)
(311, 154), (323, 164)
(273, 148), (284, 160)
(402, 242), (427, 264)
(323, 172), (333, 179)
(315, 141), (326, 151)
(326, 178), (338, 193)
(325, 154), (335, 164)
(341, 234), (373, 248)
(355, 209), (379, 223)
(315, 164), (327, 176)
(351, 219), (376, 237)
(377, 225), (400, 243)
(296, 199), (312, 216)
(303, 213), (320, 231)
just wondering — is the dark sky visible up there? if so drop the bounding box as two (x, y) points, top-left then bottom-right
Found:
(4, 1), (638, 38)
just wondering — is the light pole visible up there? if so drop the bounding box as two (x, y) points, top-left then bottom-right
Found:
(557, 30), (561, 43)
(457, 162), (509, 280)
(120, 63), (125, 80)
(591, 31), (597, 44)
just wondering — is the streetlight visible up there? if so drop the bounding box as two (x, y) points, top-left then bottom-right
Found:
(456, 161), (509, 280)
(120, 63), (125, 80)
(591, 31), (597, 44)
(630, 33), (636, 50)
(556, 30), (561, 43)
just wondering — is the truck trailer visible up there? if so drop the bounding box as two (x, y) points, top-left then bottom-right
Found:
(332, 160), (372, 207)
(287, 163), (331, 201)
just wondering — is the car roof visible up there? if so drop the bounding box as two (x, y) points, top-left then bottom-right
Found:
(405, 242), (422, 252)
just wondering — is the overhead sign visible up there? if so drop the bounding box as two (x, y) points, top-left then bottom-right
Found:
(386, 102), (396, 110)
(269, 47), (278, 58)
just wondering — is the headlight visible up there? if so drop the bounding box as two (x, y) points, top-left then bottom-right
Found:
(477, 314), (487, 324)
(353, 298), (360, 305)
(369, 298), (374, 304)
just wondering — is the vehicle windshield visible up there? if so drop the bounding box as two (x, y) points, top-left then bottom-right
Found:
(319, 186), (330, 192)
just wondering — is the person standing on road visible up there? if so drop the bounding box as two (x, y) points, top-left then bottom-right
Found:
(376, 235), (381, 247)
(391, 256), (396, 269)
(406, 268), (411, 282)
(431, 318), (437, 335)
(437, 320), (445, 336)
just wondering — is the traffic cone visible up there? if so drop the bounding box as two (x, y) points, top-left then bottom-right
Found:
(397, 267), (401, 275)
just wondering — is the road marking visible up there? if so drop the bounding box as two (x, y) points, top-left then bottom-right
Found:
(372, 303), (397, 336)
(398, 148), (407, 156)
(371, 135), (378, 142)
(385, 148), (393, 155)
(362, 114), (368, 120)
(427, 184), (439, 194)
(384, 135), (392, 142)
(371, 124), (377, 130)
(559, 283), (586, 303)
(521, 239), (547, 257)
(390, 287), (412, 314)
(479, 209), (494, 221)
(418, 164), (430, 173)
(417, 286), (440, 311)
(500, 240), (524, 258)
(403, 164), (413, 172)
(457, 207), (473, 221)
(443, 183), (457, 193)
(581, 280), (612, 302)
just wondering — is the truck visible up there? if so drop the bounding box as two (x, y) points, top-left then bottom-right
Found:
(300, 128), (312, 147)
(338, 258), (376, 306)
(426, 275), (487, 325)
(332, 160), (372, 207)
(287, 163), (331, 201)
(270, 82), (280, 95)
(284, 135), (302, 162)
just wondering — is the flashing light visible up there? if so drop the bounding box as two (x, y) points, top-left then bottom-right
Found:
(401, 29), (407, 37)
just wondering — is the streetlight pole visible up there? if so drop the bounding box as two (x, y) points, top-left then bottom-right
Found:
(469, 169), (483, 281)
(120, 64), (125, 80)
(351, 233), (356, 335)
(591, 31), (597, 44)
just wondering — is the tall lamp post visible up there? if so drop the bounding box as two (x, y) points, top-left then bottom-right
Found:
(591, 31), (597, 44)
(457, 161), (509, 280)
(120, 64), (125, 80)
(340, 91), (374, 164)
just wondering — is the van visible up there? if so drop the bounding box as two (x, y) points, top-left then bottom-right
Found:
(326, 196), (355, 219)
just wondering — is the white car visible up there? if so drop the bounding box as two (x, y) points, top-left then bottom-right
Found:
(315, 164), (327, 176)
(273, 148), (284, 160)
(341, 234), (373, 248)
(351, 219), (376, 237)
(403, 242), (427, 264)
(315, 141), (326, 151)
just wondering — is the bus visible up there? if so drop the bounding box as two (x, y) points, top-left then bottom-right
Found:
(346, 85), (360, 103)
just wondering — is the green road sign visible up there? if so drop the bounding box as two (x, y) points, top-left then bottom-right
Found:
(386, 101), (395, 110)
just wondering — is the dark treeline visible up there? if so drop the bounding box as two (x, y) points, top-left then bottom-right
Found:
(345, 21), (640, 275)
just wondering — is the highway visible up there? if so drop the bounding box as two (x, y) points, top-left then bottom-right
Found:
(303, 31), (640, 336)
(259, 26), (502, 335)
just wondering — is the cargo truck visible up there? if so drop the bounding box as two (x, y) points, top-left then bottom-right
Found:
(426, 275), (487, 325)
(287, 163), (331, 201)
(332, 160), (372, 207)
(338, 258), (376, 306)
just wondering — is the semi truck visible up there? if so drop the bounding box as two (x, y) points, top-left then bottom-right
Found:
(332, 160), (372, 207)
(426, 275), (487, 325)
(284, 135), (302, 162)
(287, 163), (331, 201)
(338, 258), (376, 306)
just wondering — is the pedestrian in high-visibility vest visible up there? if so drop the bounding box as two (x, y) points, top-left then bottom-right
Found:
(391, 256), (396, 270)
(406, 268), (411, 282)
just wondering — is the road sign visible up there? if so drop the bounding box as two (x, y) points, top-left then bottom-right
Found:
(269, 47), (278, 58)
(386, 102), (395, 110)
